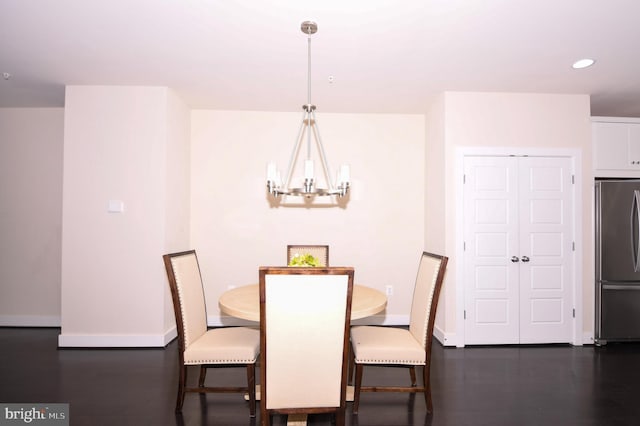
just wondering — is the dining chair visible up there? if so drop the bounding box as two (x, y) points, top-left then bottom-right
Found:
(286, 244), (329, 266)
(349, 251), (448, 414)
(259, 266), (354, 426)
(163, 250), (259, 415)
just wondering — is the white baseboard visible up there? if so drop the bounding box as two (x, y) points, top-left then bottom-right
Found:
(58, 327), (177, 348)
(164, 326), (178, 345)
(30, 318), (595, 348)
(431, 328), (596, 347)
(0, 315), (61, 327)
(583, 331), (595, 345)
(433, 325), (457, 347)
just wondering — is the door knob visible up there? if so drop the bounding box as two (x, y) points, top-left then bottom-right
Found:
(511, 256), (520, 262)
(521, 256), (530, 262)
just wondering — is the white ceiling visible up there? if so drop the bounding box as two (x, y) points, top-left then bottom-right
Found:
(2, 0), (640, 116)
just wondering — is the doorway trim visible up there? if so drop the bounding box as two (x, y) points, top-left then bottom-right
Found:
(455, 147), (583, 347)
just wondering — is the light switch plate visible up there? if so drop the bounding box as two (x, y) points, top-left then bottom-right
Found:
(107, 200), (124, 213)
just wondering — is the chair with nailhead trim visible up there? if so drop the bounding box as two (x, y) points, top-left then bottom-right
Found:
(286, 245), (329, 266)
(163, 250), (259, 415)
(349, 251), (448, 414)
(259, 266), (354, 426)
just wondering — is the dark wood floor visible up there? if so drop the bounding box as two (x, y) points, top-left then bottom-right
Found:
(2, 328), (640, 426)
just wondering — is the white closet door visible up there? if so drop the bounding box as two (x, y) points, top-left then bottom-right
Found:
(463, 155), (574, 345)
(463, 156), (520, 344)
(518, 157), (574, 343)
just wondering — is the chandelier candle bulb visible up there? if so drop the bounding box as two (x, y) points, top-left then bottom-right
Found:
(340, 164), (350, 184)
(267, 162), (277, 181)
(305, 160), (314, 179)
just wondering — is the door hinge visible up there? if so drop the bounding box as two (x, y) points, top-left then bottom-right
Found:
(463, 174), (466, 184)
(573, 308), (576, 318)
(464, 310), (466, 320)
(463, 241), (466, 251)
(571, 175), (575, 184)
(572, 241), (575, 251)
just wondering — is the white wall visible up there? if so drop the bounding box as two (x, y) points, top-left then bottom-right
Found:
(59, 86), (190, 347)
(0, 108), (64, 326)
(429, 92), (593, 345)
(2, 91), (597, 348)
(190, 110), (425, 325)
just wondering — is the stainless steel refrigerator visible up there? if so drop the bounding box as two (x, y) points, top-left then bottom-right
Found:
(595, 179), (640, 345)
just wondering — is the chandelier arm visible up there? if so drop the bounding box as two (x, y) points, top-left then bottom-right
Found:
(284, 109), (310, 189)
(310, 109), (335, 190)
(306, 112), (312, 160)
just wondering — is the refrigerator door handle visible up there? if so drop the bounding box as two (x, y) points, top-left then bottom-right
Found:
(633, 190), (640, 272)
(603, 284), (640, 291)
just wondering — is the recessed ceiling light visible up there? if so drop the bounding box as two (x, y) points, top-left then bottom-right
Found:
(572, 59), (595, 69)
(2, 72), (11, 80)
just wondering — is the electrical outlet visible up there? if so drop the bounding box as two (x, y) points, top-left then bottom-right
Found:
(385, 285), (393, 296)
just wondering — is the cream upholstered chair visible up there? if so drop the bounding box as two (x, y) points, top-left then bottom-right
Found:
(350, 251), (448, 414)
(259, 266), (354, 426)
(286, 244), (329, 266)
(163, 250), (259, 415)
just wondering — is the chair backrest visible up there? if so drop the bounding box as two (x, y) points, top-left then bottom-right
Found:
(259, 266), (354, 410)
(408, 252), (448, 351)
(286, 244), (329, 266)
(163, 250), (208, 351)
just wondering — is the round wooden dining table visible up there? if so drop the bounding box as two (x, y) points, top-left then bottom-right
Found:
(218, 283), (387, 322)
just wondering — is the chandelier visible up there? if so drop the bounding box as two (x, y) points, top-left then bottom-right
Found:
(266, 21), (350, 199)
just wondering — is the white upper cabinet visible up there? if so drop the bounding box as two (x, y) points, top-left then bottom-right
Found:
(593, 117), (640, 177)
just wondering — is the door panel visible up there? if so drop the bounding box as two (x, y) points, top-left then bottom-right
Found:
(475, 299), (510, 323)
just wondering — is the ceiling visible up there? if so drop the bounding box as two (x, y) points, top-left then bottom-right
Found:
(2, 0), (640, 117)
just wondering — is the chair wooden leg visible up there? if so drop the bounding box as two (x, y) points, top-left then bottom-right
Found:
(423, 364), (433, 413)
(348, 346), (354, 385)
(247, 364), (256, 417)
(198, 365), (207, 388)
(409, 366), (417, 387)
(335, 408), (345, 426)
(353, 364), (364, 414)
(260, 410), (271, 426)
(176, 364), (187, 413)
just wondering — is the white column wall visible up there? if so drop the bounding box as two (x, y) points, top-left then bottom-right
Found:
(59, 86), (189, 347)
(163, 90), (192, 334)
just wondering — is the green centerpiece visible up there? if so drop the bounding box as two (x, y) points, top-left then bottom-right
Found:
(288, 253), (320, 267)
